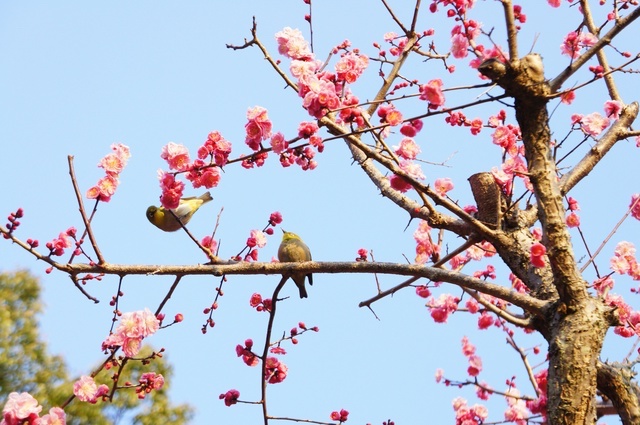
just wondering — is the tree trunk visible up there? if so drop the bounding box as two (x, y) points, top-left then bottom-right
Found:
(547, 298), (609, 424)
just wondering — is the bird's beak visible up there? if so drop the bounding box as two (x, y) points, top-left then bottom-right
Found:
(281, 228), (286, 233)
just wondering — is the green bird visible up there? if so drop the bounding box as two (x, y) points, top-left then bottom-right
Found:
(146, 192), (213, 232)
(278, 229), (313, 298)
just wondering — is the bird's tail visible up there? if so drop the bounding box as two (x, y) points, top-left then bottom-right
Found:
(199, 191), (213, 203)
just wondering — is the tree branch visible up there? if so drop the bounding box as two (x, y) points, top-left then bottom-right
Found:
(597, 361), (640, 424)
(500, 0), (519, 63)
(559, 101), (639, 195)
(579, 0), (621, 101)
(22, 259), (546, 315)
(550, 5), (640, 92)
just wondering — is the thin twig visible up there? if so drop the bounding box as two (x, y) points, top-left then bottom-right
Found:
(359, 237), (477, 307)
(156, 275), (183, 316)
(68, 156), (105, 264)
(579, 194), (640, 273)
(168, 209), (218, 262)
(261, 277), (287, 425)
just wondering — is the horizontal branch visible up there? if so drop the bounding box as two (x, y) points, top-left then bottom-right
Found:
(46, 260), (546, 315)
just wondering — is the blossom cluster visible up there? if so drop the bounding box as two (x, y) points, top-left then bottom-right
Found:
(264, 356), (288, 384)
(430, 0), (511, 72)
(413, 220), (440, 264)
(461, 336), (483, 377)
(270, 27), (372, 168)
(235, 339), (259, 367)
(235, 211), (282, 262)
(450, 19), (481, 59)
(444, 110), (483, 135)
(565, 196), (580, 228)
(286, 321), (319, 346)
(136, 372), (165, 400)
(427, 293), (460, 323)
(3, 208), (23, 238)
(249, 293), (273, 312)
(605, 293), (640, 337)
(571, 100), (622, 139)
(610, 241), (640, 280)
(451, 397), (488, 425)
(45, 227), (76, 257)
(447, 241), (496, 272)
(390, 138), (427, 193)
(158, 132), (231, 209)
(330, 408), (349, 423)
(86, 143), (131, 202)
(240, 106), (322, 170)
(101, 308), (160, 357)
(560, 30), (598, 59)
(1, 392), (65, 425)
(486, 111), (531, 197)
(503, 387), (529, 424)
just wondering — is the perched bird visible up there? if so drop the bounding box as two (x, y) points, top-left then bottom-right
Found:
(146, 192), (213, 232)
(278, 230), (313, 298)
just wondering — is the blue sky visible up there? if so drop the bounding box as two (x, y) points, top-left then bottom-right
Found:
(1, 2), (639, 424)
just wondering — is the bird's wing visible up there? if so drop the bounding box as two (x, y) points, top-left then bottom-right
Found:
(172, 202), (194, 220)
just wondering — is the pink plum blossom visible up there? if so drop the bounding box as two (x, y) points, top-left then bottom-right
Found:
(101, 309), (160, 358)
(297, 121), (319, 139)
(86, 143), (131, 202)
(427, 294), (459, 323)
(414, 220), (440, 264)
(604, 100), (623, 119)
(198, 131), (232, 167)
(247, 230), (267, 248)
(530, 243), (547, 268)
(560, 90), (576, 104)
(434, 177), (454, 196)
(269, 132), (288, 154)
(73, 376), (109, 404)
(565, 212), (580, 227)
(467, 355), (483, 377)
(450, 33), (469, 58)
(38, 407), (66, 425)
(561, 31), (598, 59)
(161, 142), (191, 171)
(335, 51), (369, 83)
(504, 388), (528, 424)
(158, 170), (185, 209)
(275, 27), (313, 60)
(330, 409), (349, 422)
(219, 389), (240, 407)
(630, 194), (640, 220)
(2, 392), (42, 423)
(580, 112), (610, 137)
(394, 137), (421, 160)
(245, 106), (273, 151)
(419, 79), (445, 108)
(264, 357), (288, 384)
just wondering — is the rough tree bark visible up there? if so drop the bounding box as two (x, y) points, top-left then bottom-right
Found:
(479, 52), (627, 424)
